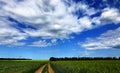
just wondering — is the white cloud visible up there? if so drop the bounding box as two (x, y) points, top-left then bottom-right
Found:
(92, 8), (120, 25)
(31, 39), (57, 47)
(0, 19), (27, 46)
(1, 0), (83, 39)
(32, 40), (51, 47)
(0, 0), (97, 44)
(80, 27), (120, 50)
(78, 16), (93, 29)
(51, 39), (57, 44)
(0, 0), (120, 47)
(100, 8), (120, 24)
(67, 2), (96, 16)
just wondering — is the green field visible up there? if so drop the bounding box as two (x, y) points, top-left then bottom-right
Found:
(51, 60), (120, 73)
(1, 60), (120, 73)
(0, 60), (47, 73)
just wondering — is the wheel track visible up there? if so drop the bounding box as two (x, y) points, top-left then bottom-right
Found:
(35, 64), (46, 73)
(35, 62), (55, 73)
(48, 62), (55, 73)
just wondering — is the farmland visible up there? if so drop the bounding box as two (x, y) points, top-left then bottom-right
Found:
(0, 60), (47, 73)
(51, 60), (120, 73)
(0, 60), (120, 73)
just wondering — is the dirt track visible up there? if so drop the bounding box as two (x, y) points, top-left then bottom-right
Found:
(48, 62), (55, 73)
(35, 62), (55, 73)
(35, 64), (46, 73)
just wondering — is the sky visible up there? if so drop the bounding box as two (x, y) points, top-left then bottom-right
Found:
(0, 0), (120, 60)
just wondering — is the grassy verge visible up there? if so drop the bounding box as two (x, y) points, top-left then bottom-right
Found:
(42, 64), (48, 73)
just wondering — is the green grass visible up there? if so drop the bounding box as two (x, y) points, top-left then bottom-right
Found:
(0, 60), (48, 73)
(42, 64), (48, 73)
(51, 60), (120, 73)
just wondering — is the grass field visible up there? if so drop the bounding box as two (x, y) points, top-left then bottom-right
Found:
(1, 60), (120, 73)
(51, 60), (120, 73)
(0, 60), (47, 73)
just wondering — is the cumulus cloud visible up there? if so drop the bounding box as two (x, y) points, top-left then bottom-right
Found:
(0, 0), (119, 47)
(31, 39), (57, 47)
(0, 19), (27, 46)
(1, 0), (81, 39)
(100, 8), (120, 24)
(0, 0), (97, 46)
(92, 8), (120, 25)
(78, 16), (93, 29)
(80, 27), (120, 50)
(67, 1), (96, 16)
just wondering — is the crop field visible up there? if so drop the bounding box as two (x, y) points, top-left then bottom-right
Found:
(1, 60), (120, 73)
(51, 60), (120, 73)
(0, 60), (47, 73)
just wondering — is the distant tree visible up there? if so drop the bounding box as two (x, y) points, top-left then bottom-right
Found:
(0, 58), (32, 60)
(49, 57), (120, 61)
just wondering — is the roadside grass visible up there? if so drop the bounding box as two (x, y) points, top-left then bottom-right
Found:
(42, 64), (48, 73)
(0, 60), (48, 73)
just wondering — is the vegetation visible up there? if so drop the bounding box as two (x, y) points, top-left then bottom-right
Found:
(0, 58), (32, 60)
(0, 60), (47, 73)
(42, 64), (48, 73)
(50, 57), (120, 61)
(51, 60), (120, 73)
(1, 57), (120, 73)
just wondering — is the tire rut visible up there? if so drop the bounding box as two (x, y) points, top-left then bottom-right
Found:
(35, 64), (46, 73)
(48, 62), (55, 73)
(35, 62), (55, 73)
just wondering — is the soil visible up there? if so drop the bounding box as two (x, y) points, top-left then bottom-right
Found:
(48, 62), (55, 73)
(35, 62), (55, 73)
(35, 64), (46, 73)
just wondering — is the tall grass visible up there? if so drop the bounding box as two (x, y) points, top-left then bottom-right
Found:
(0, 60), (47, 73)
(51, 60), (120, 73)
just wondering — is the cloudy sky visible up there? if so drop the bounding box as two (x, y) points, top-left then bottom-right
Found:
(0, 0), (120, 59)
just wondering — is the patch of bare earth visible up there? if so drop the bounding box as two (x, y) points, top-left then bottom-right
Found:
(35, 64), (46, 73)
(48, 63), (55, 73)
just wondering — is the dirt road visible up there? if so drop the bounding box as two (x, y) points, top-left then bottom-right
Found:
(35, 64), (46, 73)
(48, 63), (55, 73)
(35, 62), (55, 73)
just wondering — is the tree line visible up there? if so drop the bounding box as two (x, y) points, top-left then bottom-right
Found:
(0, 58), (32, 60)
(49, 57), (120, 61)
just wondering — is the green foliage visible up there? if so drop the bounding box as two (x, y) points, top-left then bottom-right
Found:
(42, 65), (48, 73)
(0, 60), (47, 73)
(51, 60), (120, 73)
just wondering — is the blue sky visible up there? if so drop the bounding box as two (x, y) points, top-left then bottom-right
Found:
(0, 0), (120, 59)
